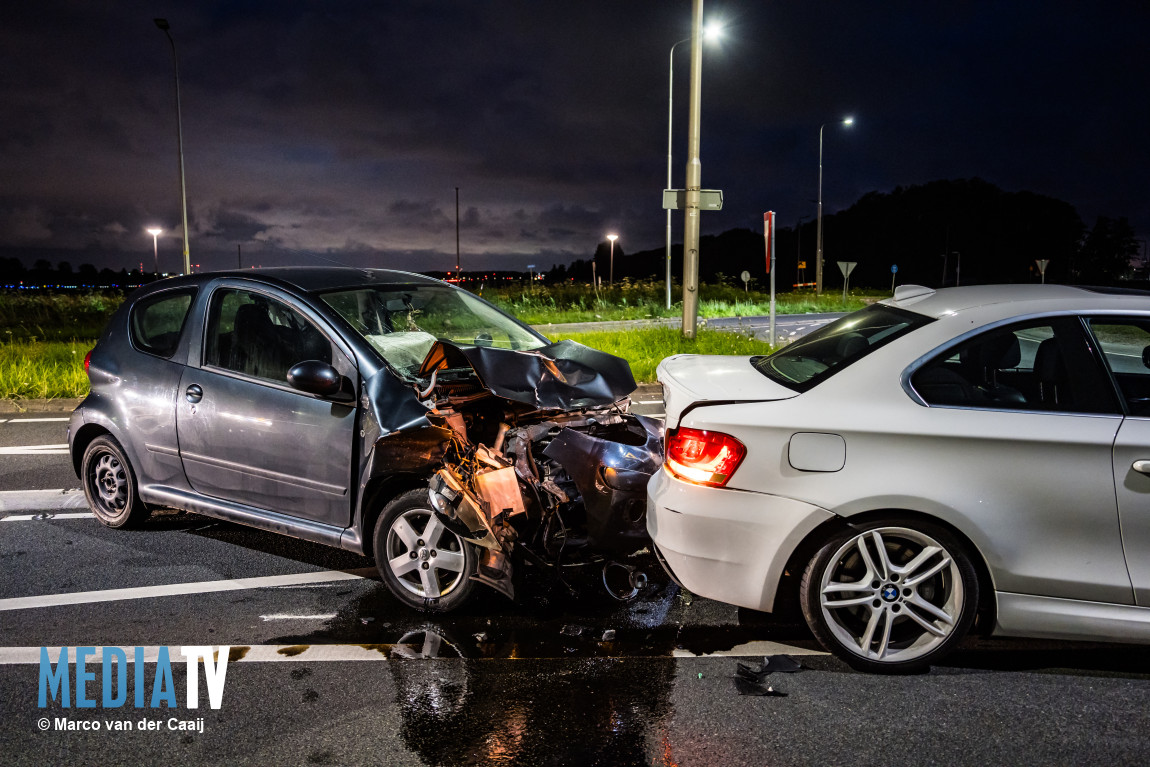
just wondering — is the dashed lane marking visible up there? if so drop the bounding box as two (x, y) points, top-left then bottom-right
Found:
(0, 489), (87, 512)
(0, 568), (378, 612)
(2, 512), (94, 522)
(0, 443), (69, 455)
(0, 417), (70, 423)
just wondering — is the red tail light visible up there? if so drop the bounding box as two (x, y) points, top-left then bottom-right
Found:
(665, 427), (746, 487)
(83, 350), (92, 375)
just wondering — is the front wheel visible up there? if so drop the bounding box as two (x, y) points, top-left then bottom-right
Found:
(373, 489), (479, 613)
(800, 519), (979, 674)
(81, 435), (149, 528)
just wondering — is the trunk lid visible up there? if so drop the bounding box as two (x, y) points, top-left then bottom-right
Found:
(657, 354), (799, 429)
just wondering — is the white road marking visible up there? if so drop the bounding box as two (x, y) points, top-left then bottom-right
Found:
(2, 512), (94, 522)
(635, 400), (663, 404)
(3, 417), (70, 423)
(0, 568), (378, 612)
(0, 443), (69, 455)
(259, 613), (339, 621)
(673, 640), (828, 657)
(0, 489), (88, 512)
(0, 640), (823, 664)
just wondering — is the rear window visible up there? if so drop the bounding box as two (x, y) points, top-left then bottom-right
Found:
(751, 304), (931, 391)
(129, 289), (196, 358)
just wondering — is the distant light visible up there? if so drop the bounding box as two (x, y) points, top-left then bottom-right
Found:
(843, 116), (855, 126)
(146, 227), (163, 237)
(607, 234), (619, 242)
(703, 21), (724, 41)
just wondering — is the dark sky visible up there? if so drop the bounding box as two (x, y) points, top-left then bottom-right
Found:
(2, 1), (1147, 274)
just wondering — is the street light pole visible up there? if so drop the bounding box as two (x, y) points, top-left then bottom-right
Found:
(666, 23), (721, 313)
(146, 228), (162, 275)
(607, 234), (618, 285)
(681, 0), (705, 339)
(815, 116), (853, 295)
(154, 19), (191, 275)
(665, 38), (687, 310)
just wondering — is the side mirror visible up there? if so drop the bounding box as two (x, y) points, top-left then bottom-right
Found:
(287, 360), (343, 397)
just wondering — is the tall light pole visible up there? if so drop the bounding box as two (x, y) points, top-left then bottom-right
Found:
(815, 116), (853, 295)
(681, 0), (706, 339)
(154, 18), (191, 275)
(665, 23), (722, 310)
(607, 234), (618, 285)
(146, 228), (162, 275)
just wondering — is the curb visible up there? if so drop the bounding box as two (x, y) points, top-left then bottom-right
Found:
(0, 398), (82, 414)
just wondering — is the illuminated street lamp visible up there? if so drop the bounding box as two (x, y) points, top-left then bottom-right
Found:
(815, 116), (854, 295)
(665, 22), (722, 309)
(146, 227), (163, 275)
(607, 234), (619, 285)
(154, 18), (191, 275)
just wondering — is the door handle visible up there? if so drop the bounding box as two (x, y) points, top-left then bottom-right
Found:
(1132, 460), (1150, 475)
(185, 384), (203, 404)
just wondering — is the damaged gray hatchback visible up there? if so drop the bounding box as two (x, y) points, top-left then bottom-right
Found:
(68, 268), (662, 611)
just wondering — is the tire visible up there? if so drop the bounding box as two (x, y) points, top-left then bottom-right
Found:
(800, 518), (979, 674)
(81, 435), (149, 529)
(373, 489), (479, 613)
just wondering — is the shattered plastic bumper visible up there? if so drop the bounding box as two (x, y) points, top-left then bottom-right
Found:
(646, 466), (835, 612)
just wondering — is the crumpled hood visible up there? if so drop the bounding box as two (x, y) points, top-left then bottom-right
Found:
(658, 354), (798, 429)
(419, 339), (637, 410)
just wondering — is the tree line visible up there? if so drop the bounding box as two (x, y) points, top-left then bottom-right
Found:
(564, 178), (1142, 289)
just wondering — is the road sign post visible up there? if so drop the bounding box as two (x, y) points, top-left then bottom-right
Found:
(765, 211), (777, 346)
(1035, 259), (1050, 284)
(891, 263), (898, 293)
(838, 261), (857, 303)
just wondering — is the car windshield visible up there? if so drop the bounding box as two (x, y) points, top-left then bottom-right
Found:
(751, 303), (931, 391)
(320, 284), (547, 375)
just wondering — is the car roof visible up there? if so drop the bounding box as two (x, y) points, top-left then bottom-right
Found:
(141, 267), (445, 295)
(883, 284), (1150, 319)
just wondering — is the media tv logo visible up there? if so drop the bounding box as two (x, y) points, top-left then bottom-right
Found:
(38, 646), (231, 710)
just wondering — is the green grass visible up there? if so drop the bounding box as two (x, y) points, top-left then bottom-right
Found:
(0, 340), (92, 399)
(558, 326), (772, 383)
(0, 292), (123, 342)
(479, 278), (875, 324)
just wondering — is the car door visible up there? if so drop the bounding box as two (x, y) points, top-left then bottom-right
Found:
(907, 316), (1131, 604)
(176, 284), (357, 527)
(1088, 317), (1150, 606)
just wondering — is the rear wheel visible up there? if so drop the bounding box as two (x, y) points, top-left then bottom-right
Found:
(81, 436), (149, 528)
(373, 489), (479, 612)
(800, 519), (978, 673)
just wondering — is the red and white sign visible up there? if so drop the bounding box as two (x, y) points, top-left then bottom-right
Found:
(763, 211), (775, 273)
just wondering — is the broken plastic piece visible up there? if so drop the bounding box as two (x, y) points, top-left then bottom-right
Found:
(473, 632), (488, 643)
(734, 676), (788, 697)
(600, 629), (616, 642)
(559, 624), (587, 638)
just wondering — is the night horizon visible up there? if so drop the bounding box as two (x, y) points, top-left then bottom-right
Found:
(2, 1), (1147, 275)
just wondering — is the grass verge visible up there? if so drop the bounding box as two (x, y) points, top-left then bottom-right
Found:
(557, 326), (772, 383)
(0, 340), (92, 399)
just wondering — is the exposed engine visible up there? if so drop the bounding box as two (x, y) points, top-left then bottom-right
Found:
(412, 344), (663, 602)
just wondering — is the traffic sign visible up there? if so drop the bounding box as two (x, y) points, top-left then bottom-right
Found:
(891, 264), (898, 274)
(662, 189), (724, 211)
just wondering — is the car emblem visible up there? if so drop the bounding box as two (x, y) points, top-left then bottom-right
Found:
(881, 585), (899, 602)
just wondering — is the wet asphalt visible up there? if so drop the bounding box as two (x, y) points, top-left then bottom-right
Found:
(4, 367), (1150, 764)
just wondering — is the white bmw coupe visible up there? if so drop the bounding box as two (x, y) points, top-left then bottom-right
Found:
(648, 284), (1150, 672)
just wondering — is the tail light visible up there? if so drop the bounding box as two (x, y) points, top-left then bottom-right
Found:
(83, 350), (92, 375)
(665, 427), (746, 487)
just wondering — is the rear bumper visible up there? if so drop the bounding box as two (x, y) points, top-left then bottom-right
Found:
(646, 466), (835, 612)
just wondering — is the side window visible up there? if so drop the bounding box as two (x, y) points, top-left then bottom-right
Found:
(204, 289), (332, 383)
(129, 289), (196, 358)
(1087, 320), (1150, 417)
(911, 318), (1117, 414)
